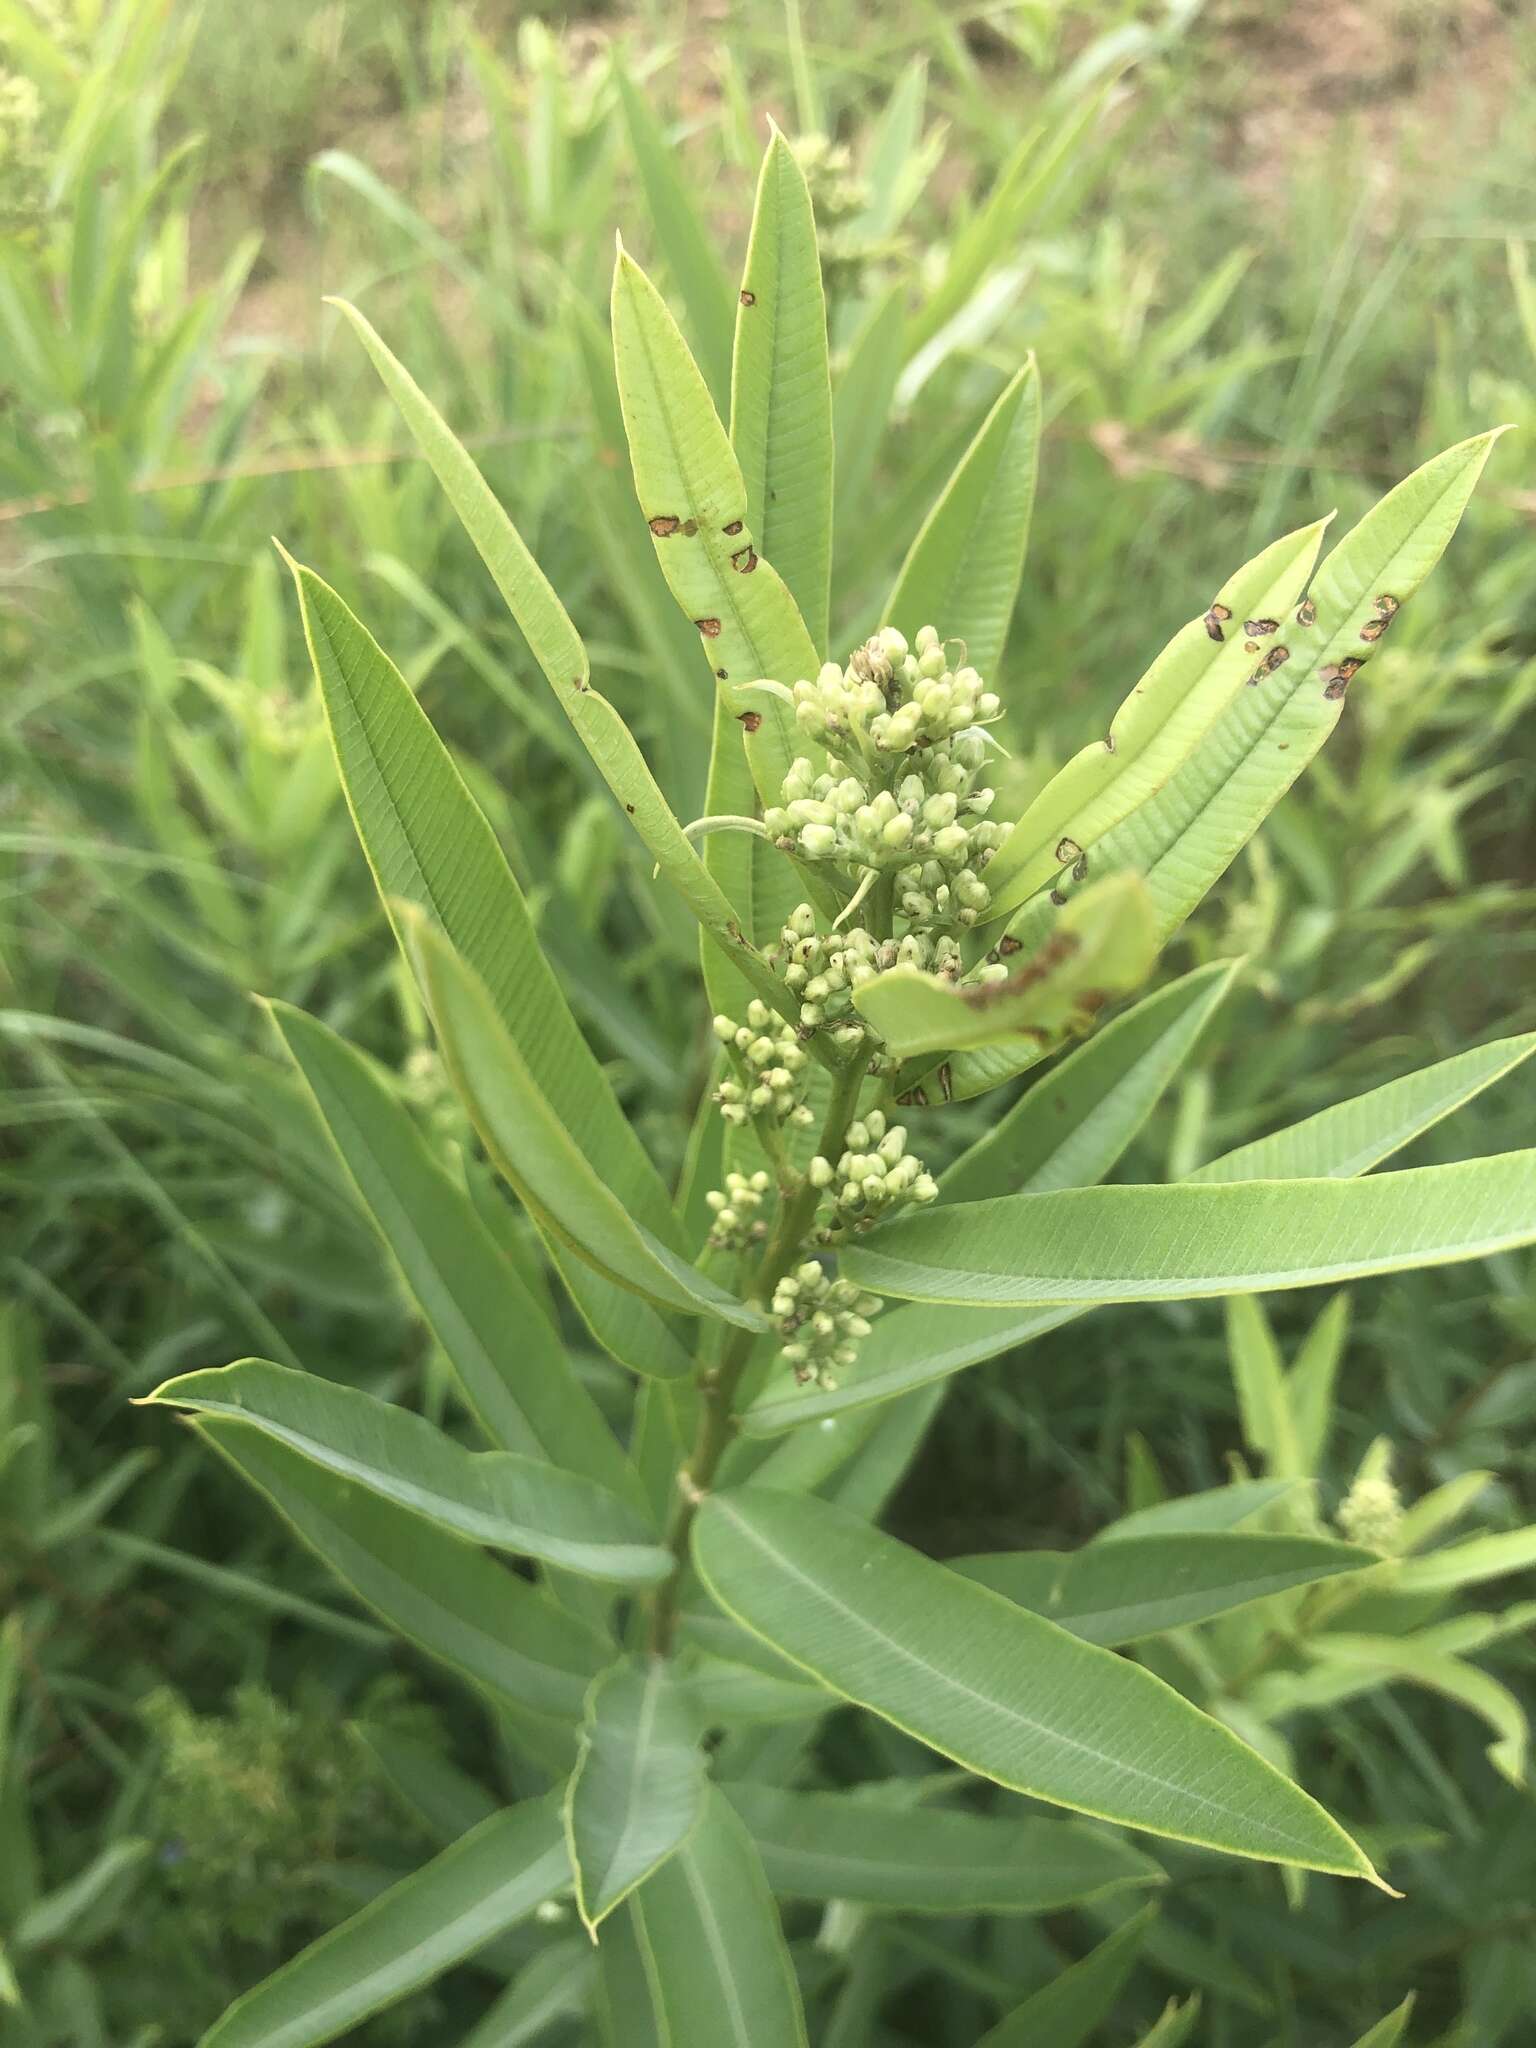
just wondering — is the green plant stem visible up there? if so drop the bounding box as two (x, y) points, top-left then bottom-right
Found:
(647, 1045), (870, 1655)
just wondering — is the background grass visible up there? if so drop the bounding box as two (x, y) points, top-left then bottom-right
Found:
(2, 0), (1535, 2041)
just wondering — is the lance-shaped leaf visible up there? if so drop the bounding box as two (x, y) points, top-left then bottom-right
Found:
(565, 1656), (708, 1933)
(692, 1487), (1381, 1880)
(981, 515), (1329, 928)
(854, 873), (1158, 1065)
(1393, 1524), (1536, 1597)
(329, 300), (796, 1025)
(1190, 1030), (1536, 1183)
(406, 914), (767, 1342)
(1096, 1481), (1306, 1543)
(144, 1362), (668, 1585)
(1226, 1295), (1301, 1476)
(1305, 1635), (1528, 1785)
(1348, 1996), (1416, 2048)
(951, 1531), (1373, 1646)
(885, 359), (1041, 685)
(723, 1786), (1161, 1913)
(201, 1799), (568, 2048)
(627, 1787), (809, 2047)
(996, 431), (1504, 954)
(746, 1033), (1534, 1432)
(975, 1907), (1157, 2048)
(460, 1941), (595, 2048)
(839, 1150), (1536, 1308)
(612, 66), (734, 405)
(281, 551), (688, 1380)
(198, 1420), (605, 1721)
(611, 246), (817, 813)
(941, 959), (1239, 1203)
(1133, 1997), (1204, 2048)
(266, 1000), (637, 1497)
(730, 129), (832, 655)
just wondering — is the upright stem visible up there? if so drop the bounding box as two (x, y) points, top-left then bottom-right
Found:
(647, 1045), (869, 1653)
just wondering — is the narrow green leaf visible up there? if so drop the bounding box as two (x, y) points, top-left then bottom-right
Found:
(975, 1907), (1157, 2048)
(833, 280), (906, 534)
(840, 1151), (1536, 1308)
(1289, 1293), (1351, 1475)
(997, 431), (1503, 949)
(628, 1786), (810, 2047)
(201, 1800), (568, 2048)
(855, 873), (1158, 1066)
(145, 1362), (667, 1585)
(693, 1487), (1379, 1879)
(329, 300), (796, 1023)
(1133, 1996), (1203, 2047)
(459, 1940), (595, 2048)
(281, 551), (689, 1379)
(982, 516), (1329, 927)
(1393, 1524), (1536, 1597)
(1347, 1994), (1416, 2048)
(613, 66), (734, 405)
(407, 915), (766, 1342)
(941, 960), (1239, 1202)
(266, 1001), (637, 1497)
(1190, 1032), (1536, 1183)
(746, 1032), (1530, 1433)
(723, 1786), (1161, 1912)
(730, 129), (832, 654)
(198, 1420), (605, 1720)
(952, 1531), (1373, 1646)
(885, 359), (1041, 684)
(1226, 1296), (1302, 1477)
(565, 1656), (708, 1933)
(1095, 1481), (1305, 1543)
(611, 246), (817, 815)
(1306, 1636), (1527, 1785)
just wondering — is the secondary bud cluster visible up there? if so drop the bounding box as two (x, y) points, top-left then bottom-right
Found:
(765, 626), (1009, 931)
(704, 1169), (771, 1251)
(712, 1001), (815, 1129)
(808, 1109), (938, 1238)
(771, 1259), (884, 1389)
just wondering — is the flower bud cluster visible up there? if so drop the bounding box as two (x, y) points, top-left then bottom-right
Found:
(704, 1169), (772, 1251)
(776, 907), (977, 1037)
(765, 626), (1009, 930)
(808, 1110), (938, 1238)
(789, 625), (1001, 760)
(1336, 1474), (1404, 1553)
(771, 1259), (884, 1389)
(712, 1001), (815, 1129)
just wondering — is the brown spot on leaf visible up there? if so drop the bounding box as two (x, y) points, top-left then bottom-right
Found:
(1245, 618), (1280, 638)
(695, 618), (722, 638)
(1321, 656), (1364, 701)
(723, 519), (744, 536)
(1203, 602), (1232, 642)
(1072, 853), (1090, 883)
(960, 931), (1082, 1011)
(739, 290), (756, 306)
(1054, 836), (1082, 865)
(738, 710), (762, 733)
(683, 519), (699, 537)
(1049, 888), (1068, 906)
(1296, 597), (1318, 627)
(648, 515), (680, 537)
(715, 667), (728, 680)
(1375, 593), (1400, 615)
(1245, 641), (1260, 654)
(1263, 645), (1291, 671)
(897, 1085), (928, 1107)
(573, 676), (590, 692)
(625, 803), (635, 814)
(730, 545), (758, 574)
(1103, 734), (1117, 755)
(998, 935), (1023, 957)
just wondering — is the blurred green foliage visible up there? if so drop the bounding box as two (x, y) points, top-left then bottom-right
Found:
(2, 0), (1534, 2040)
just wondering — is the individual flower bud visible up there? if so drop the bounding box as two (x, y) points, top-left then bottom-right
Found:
(789, 902), (817, 938)
(911, 1173), (939, 1202)
(878, 627), (909, 663)
(932, 824), (970, 862)
(790, 1103), (816, 1127)
(712, 1014), (737, 1042)
(808, 1156), (835, 1188)
(800, 824), (837, 858)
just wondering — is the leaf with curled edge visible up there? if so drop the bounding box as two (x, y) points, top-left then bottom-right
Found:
(853, 873), (1157, 1068)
